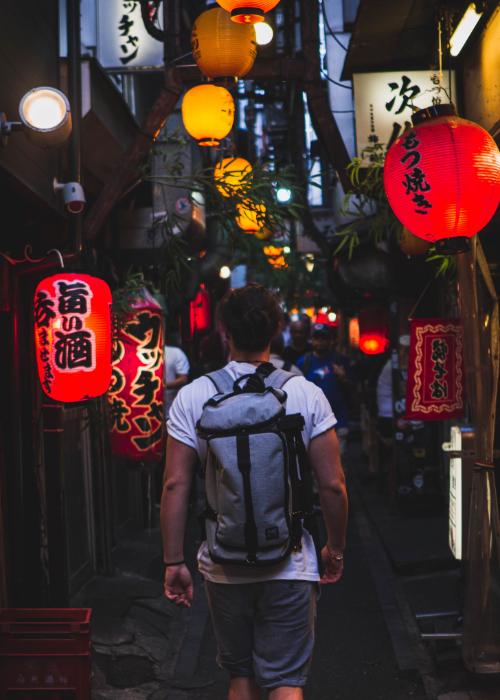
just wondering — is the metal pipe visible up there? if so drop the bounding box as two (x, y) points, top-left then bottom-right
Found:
(415, 611), (461, 620)
(66, 0), (83, 255)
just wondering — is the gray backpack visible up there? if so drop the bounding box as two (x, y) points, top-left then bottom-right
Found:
(196, 363), (320, 568)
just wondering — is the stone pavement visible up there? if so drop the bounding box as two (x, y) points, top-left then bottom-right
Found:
(72, 442), (500, 699)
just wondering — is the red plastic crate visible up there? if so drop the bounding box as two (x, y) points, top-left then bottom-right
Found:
(0, 609), (91, 700)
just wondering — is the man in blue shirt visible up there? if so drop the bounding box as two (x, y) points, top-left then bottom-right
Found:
(297, 323), (351, 453)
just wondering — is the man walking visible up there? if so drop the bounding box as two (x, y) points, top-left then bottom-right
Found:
(161, 284), (348, 700)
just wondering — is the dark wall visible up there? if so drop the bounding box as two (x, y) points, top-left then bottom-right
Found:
(0, 0), (62, 213)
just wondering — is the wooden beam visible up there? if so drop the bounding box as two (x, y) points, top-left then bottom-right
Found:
(83, 69), (183, 241)
(300, 0), (352, 192)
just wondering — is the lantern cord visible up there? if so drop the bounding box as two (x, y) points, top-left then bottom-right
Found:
(0, 245), (65, 268)
(408, 278), (435, 321)
(438, 17), (444, 87)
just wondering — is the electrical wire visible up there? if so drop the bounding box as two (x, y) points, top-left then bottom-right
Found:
(320, 0), (349, 50)
(0, 246), (65, 268)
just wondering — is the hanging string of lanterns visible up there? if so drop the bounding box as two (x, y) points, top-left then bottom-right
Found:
(181, 84), (235, 147)
(192, 8), (257, 80)
(384, 104), (500, 253)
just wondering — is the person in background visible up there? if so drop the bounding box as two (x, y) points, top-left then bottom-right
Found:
(297, 324), (351, 455)
(164, 333), (190, 419)
(282, 319), (312, 366)
(269, 334), (303, 375)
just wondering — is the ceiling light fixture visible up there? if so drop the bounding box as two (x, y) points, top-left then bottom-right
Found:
(449, 3), (483, 57)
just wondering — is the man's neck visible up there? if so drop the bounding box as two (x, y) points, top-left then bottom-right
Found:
(230, 351), (270, 365)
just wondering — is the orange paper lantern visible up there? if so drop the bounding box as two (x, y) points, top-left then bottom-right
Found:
(214, 157), (253, 197)
(215, 0), (281, 24)
(182, 84), (235, 147)
(236, 201), (266, 232)
(192, 8), (257, 79)
(359, 307), (390, 355)
(34, 273), (112, 402)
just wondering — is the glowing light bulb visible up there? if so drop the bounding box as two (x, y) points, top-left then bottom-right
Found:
(276, 186), (292, 203)
(255, 21), (274, 45)
(219, 265), (231, 279)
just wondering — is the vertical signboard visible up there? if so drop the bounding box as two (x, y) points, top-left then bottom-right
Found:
(448, 426), (463, 560)
(97, 0), (163, 69)
(353, 70), (456, 158)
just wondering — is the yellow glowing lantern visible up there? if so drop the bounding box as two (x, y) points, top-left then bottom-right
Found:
(192, 8), (257, 79)
(216, 0), (281, 24)
(263, 245), (288, 269)
(182, 85), (235, 147)
(236, 201), (266, 233)
(214, 157), (253, 197)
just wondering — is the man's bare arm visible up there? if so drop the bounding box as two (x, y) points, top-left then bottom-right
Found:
(309, 428), (348, 553)
(161, 437), (198, 564)
(165, 373), (188, 390)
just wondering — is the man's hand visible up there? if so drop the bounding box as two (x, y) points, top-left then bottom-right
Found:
(164, 564), (194, 608)
(319, 545), (344, 585)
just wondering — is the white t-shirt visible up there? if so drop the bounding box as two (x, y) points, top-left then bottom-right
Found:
(164, 345), (190, 416)
(167, 361), (337, 584)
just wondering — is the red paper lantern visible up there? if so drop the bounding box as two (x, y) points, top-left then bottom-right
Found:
(107, 289), (165, 462)
(359, 307), (390, 355)
(384, 104), (500, 253)
(190, 285), (212, 335)
(34, 273), (112, 402)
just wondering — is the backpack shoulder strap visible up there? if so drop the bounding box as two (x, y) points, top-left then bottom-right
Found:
(205, 368), (234, 395)
(264, 367), (296, 391)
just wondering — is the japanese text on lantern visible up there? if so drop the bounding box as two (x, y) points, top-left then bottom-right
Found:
(108, 307), (164, 457)
(34, 280), (95, 394)
(400, 130), (433, 216)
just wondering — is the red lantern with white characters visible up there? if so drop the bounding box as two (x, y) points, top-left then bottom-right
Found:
(384, 104), (500, 253)
(108, 289), (165, 462)
(34, 273), (112, 402)
(359, 306), (390, 355)
(190, 285), (212, 335)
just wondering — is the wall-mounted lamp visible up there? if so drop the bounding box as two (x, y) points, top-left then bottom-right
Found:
(1, 86), (71, 147)
(449, 3), (484, 57)
(219, 265), (232, 279)
(276, 187), (292, 203)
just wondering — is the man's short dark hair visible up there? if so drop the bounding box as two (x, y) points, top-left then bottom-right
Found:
(219, 284), (282, 352)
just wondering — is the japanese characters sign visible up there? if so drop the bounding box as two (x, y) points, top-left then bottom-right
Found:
(107, 289), (165, 461)
(97, 0), (163, 69)
(34, 274), (112, 402)
(352, 71), (456, 159)
(406, 319), (464, 421)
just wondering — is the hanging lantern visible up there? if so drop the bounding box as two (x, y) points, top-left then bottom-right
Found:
(34, 273), (112, 402)
(384, 104), (500, 253)
(190, 285), (212, 336)
(214, 157), (253, 197)
(192, 8), (257, 79)
(359, 307), (390, 355)
(182, 84), (235, 147)
(107, 289), (165, 462)
(263, 245), (287, 269)
(215, 0), (281, 24)
(236, 201), (266, 232)
(315, 308), (338, 327)
(349, 317), (360, 349)
(399, 226), (431, 256)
